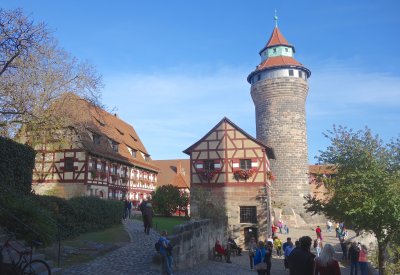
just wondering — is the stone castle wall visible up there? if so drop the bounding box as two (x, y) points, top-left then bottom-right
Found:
(168, 219), (226, 271)
(251, 77), (311, 217)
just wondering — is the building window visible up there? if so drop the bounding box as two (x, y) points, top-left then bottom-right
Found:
(299, 71), (303, 78)
(93, 133), (101, 145)
(110, 140), (119, 152)
(204, 160), (215, 170)
(289, 69), (294, 76)
(240, 159), (252, 170)
(285, 48), (288, 52)
(64, 157), (74, 172)
(131, 150), (137, 158)
(92, 159), (97, 170)
(257, 75), (261, 81)
(273, 48), (277, 53)
(101, 162), (106, 172)
(111, 166), (117, 175)
(240, 206), (257, 223)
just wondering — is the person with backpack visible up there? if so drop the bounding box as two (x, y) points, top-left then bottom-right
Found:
(157, 230), (173, 275)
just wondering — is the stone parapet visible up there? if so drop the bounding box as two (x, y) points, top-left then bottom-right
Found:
(168, 219), (226, 271)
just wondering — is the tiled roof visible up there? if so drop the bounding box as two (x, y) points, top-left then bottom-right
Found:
(265, 27), (291, 48)
(257, 56), (302, 70)
(153, 159), (190, 189)
(53, 93), (158, 171)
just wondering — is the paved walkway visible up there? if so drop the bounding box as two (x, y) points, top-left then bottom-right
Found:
(62, 220), (352, 275)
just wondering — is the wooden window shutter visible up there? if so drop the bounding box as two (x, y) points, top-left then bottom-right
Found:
(214, 159), (222, 171)
(232, 159), (240, 172)
(194, 160), (204, 171)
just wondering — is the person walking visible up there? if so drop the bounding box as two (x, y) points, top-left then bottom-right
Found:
(273, 236), (283, 257)
(158, 230), (173, 275)
(314, 243), (341, 275)
(248, 237), (257, 270)
(326, 220), (332, 232)
(314, 238), (323, 257)
(254, 241), (267, 275)
(348, 242), (360, 275)
(126, 199), (132, 219)
(144, 201), (153, 235)
(316, 225), (322, 240)
(340, 237), (348, 260)
(358, 245), (368, 275)
(283, 238), (294, 270)
(265, 241), (273, 275)
(139, 199), (147, 232)
(287, 236), (315, 275)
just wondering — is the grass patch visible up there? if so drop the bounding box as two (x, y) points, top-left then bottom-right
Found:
(41, 224), (130, 268)
(134, 215), (189, 233)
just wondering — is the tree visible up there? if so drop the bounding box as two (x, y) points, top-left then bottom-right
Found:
(305, 126), (400, 275)
(151, 185), (181, 216)
(0, 8), (102, 138)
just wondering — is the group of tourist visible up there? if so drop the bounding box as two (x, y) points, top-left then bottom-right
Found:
(245, 221), (370, 275)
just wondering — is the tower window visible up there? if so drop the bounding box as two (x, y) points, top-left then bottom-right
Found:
(240, 206), (257, 223)
(299, 71), (303, 78)
(257, 75), (261, 81)
(273, 48), (277, 53)
(285, 48), (288, 52)
(289, 69), (294, 76)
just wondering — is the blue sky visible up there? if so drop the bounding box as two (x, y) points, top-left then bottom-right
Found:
(3, 1), (400, 162)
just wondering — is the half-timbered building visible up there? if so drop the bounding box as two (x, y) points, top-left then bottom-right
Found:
(21, 94), (158, 200)
(183, 117), (275, 246)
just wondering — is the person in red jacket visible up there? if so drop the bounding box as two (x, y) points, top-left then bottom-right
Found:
(314, 243), (341, 275)
(316, 225), (323, 240)
(215, 240), (231, 263)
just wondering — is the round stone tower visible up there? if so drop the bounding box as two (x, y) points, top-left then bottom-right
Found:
(247, 18), (311, 220)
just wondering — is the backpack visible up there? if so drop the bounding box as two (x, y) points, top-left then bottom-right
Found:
(155, 241), (161, 252)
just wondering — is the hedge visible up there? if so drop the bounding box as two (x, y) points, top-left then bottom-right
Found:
(34, 195), (124, 238)
(0, 137), (35, 195)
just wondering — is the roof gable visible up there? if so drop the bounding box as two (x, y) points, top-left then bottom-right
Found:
(183, 117), (275, 159)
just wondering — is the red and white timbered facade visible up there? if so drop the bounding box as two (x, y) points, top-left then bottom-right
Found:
(30, 94), (158, 200)
(184, 117), (275, 246)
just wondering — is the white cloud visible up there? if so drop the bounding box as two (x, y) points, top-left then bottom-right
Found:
(101, 62), (400, 160)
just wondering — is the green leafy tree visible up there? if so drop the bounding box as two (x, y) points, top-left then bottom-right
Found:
(305, 126), (400, 275)
(151, 184), (181, 216)
(178, 191), (190, 217)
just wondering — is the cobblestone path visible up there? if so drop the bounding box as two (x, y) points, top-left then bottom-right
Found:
(62, 220), (352, 275)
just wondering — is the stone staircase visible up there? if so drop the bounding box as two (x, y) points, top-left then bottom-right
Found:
(0, 229), (62, 274)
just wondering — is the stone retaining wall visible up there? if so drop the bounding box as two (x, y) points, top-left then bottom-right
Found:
(169, 219), (226, 271)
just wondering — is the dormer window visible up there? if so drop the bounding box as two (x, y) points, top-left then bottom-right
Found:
(285, 48), (288, 52)
(109, 139), (119, 152)
(127, 146), (137, 158)
(93, 133), (101, 145)
(273, 48), (277, 53)
(299, 71), (303, 78)
(289, 69), (294, 76)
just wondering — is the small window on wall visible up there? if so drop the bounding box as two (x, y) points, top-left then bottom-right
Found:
(257, 75), (261, 81)
(299, 71), (303, 78)
(240, 206), (257, 223)
(240, 159), (252, 170)
(289, 69), (294, 76)
(204, 160), (215, 170)
(285, 48), (288, 52)
(64, 158), (74, 172)
(93, 133), (101, 145)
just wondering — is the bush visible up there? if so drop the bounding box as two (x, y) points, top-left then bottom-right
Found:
(0, 192), (57, 245)
(35, 195), (123, 238)
(0, 137), (35, 195)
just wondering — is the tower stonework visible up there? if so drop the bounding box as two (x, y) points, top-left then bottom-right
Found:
(248, 23), (311, 222)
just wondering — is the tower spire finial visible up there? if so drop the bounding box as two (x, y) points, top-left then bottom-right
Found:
(274, 9), (278, 27)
